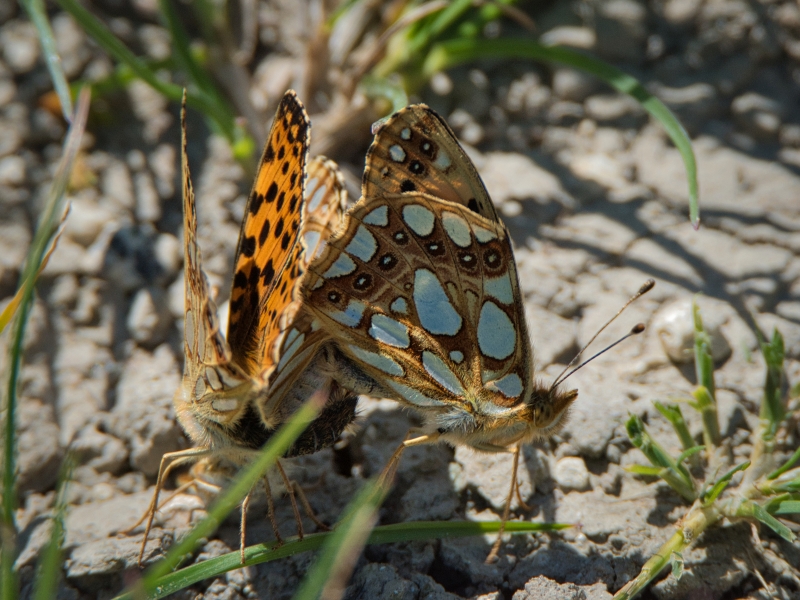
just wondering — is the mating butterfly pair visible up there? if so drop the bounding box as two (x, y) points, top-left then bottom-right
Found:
(140, 90), (580, 564)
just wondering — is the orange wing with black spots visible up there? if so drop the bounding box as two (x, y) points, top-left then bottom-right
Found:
(227, 91), (310, 377)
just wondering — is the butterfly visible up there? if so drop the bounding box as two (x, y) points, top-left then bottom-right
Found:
(302, 104), (580, 561)
(135, 91), (357, 565)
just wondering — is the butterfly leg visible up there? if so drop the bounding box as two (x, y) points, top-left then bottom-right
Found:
(378, 432), (441, 490)
(290, 480), (330, 531)
(485, 443), (524, 564)
(275, 459), (305, 540)
(263, 474), (284, 546)
(240, 488), (253, 564)
(134, 447), (212, 567)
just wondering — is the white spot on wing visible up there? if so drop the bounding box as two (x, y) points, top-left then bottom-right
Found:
(473, 225), (498, 243)
(434, 150), (452, 170)
(423, 351), (465, 396)
(402, 205), (435, 237)
(307, 180), (326, 211)
(484, 273), (514, 305)
(413, 269), (462, 336)
(329, 299), (366, 328)
(390, 297), (408, 314)
(363, 205), (389, 226)
(441, 212), (471, 247)
(323, 253), (357, 278)
(345, 225), (378, 262)
(400, 127), (411, 140)
(450, 350), (464, 363)
(387, 380), (443, 407)
(347, 344), (404, 376)
(206, 366), (221, 391)
(477, 301), (516, 360)
(369, 314), (410, 348)
(487, 373), (523, 398)
(303, 230), (321, 255)
(212, 398), (239, 412)
(389, 144), (406, 162)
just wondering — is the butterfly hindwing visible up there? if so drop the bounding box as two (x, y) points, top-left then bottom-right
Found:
(228, 91), (310, 377)
(304, 192), (532, 412)
(363, 105), (500, 222)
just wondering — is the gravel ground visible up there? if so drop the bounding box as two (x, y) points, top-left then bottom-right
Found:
(2, 1), (800, 598)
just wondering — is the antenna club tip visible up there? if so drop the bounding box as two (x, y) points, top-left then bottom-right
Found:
(640, 279), (656, 294)
(632, 323), (645, 334)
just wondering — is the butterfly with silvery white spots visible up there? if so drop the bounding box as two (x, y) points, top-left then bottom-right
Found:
(302, 104), (583, 562)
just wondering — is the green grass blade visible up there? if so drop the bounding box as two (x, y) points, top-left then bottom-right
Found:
(767, 446), (800, 480)
(735, 501), (795, 542)
(114, 520), (567, 599)
(625, 465), (664, 477)
(773, 500), (800, 515)
(1, 87), (90, 600)
(759, 329), (785, 432)
(32, 453), (76, 600)
(654, 402), (695, 452)
(55, 0), (235, 142)
(292, 479), (387, 600)
(421, 38), (700, 226)
(702, 461), (749, 505)
(132, 394), (326, 594)
(20, 0), (73, 119)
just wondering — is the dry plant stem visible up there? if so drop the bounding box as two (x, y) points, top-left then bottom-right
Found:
(486, 444), (522, 564)
(276, 460), (305, 540)
(240, 490), (252, 564)
(137, 447), (211, 566)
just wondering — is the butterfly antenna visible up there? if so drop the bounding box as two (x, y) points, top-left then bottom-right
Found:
(551, 279), (655, 390)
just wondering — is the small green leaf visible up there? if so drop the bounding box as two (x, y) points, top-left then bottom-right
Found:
(773, 501), (800, 515)
(625, 465), (664, 476)
(703, 461), (749, 505)
(670, 551), (684, 580)
(737, 501), (795, 542)
(767, 446), (800, 480)
(676, 446), (705, 467)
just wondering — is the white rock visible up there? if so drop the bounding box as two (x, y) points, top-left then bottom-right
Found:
(0, 155), (25, 185)
(652, 297), (731, 364)
(127, 287), (172, 346)
(554, 456), (591, 492)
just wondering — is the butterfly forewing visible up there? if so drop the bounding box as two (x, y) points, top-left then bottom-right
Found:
(304, 193), (532, 413)
(261, 157), (349, 419)
(228, 91), (310, 377)
(363, 105), (499, 222)
(179, 103), (250, 429)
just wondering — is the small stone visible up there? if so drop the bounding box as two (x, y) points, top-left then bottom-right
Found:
(540, 26), (596, 50)
(127, 287), (172, 346)
(554, 457), (591, 492)
(552, 68), (599, 102)
(64, 193), (117, 246)
(101, 159), (135, 211)
(134, 170), (161, 222)
(584, 94), (645, 126)
(452, 446), (537, 510)
(16, 399), (63, 494)
(53, 13), (91, 78)
(652, 297), (732, 364)
(0, 155), (25, 185)
(2, 21), (40, 73)
(110, 344), (182, 475)
(430, 71), (453, 96)
(480, 152), (571, 206)
(732, 92), (784, 140)
(72, 424), (129, 474)
(149, 143), (176, 199)
(0, 78), (16, 107)
(513, 576), (612, 600)
(154, 233), (182, 279)
(128, 79), (172, 142)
